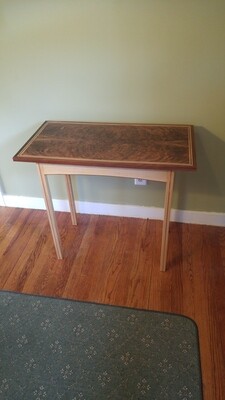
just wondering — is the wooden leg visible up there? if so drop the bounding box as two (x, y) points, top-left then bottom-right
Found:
(37, 164), (63, 259)
(65, 175), (77, 225)
(160, 171), (174, 272)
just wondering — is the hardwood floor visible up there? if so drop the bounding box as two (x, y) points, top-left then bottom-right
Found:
(0, 206), (224, 399)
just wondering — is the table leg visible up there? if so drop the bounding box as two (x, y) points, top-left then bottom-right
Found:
(37, 164), (63, 259)
(160, 171), (174, 271)
(65, 175), (77, 225)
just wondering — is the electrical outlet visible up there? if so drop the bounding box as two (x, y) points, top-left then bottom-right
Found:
(134, 179), (147, 186)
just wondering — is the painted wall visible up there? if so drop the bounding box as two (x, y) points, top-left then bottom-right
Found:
(1, 0), (225, 213)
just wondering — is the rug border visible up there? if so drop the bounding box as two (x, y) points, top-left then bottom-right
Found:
(0, 289), (199, 326)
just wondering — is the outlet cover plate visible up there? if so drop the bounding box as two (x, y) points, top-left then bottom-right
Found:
(134, 179), (147, 186)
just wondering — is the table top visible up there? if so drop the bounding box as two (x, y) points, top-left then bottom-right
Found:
(13, 121), (196, 170)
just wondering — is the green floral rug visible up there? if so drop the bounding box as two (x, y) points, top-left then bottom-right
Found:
(0, 291), (203, 399)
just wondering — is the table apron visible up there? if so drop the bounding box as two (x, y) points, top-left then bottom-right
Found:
(37, 163), (170, 183)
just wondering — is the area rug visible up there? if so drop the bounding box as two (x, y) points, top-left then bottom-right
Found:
(0, 291), (203, 399)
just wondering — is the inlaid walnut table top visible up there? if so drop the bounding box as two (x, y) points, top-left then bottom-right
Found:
(13, 121), (196, 170)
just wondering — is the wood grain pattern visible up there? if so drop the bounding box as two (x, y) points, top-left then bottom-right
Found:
(0, 206), (224, 399)
(13, 121), (196, 170)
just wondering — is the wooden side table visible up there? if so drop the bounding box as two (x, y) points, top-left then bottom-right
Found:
(13, 121), (196, 271)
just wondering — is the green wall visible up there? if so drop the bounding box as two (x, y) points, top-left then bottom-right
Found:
(1, 0), (225, 213)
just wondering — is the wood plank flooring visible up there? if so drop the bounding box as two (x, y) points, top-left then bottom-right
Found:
(0, 206), (224, 400)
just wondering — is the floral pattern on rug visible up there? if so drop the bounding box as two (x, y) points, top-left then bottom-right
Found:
(0, 291), (203, 399)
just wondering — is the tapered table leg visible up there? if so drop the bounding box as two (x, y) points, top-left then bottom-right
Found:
(37, 164), (63, 259)
(160, 171), (174, 271)
(65, 175), (77, 225)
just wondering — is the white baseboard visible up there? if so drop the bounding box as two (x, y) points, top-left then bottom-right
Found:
(1, 194), (225, 227)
